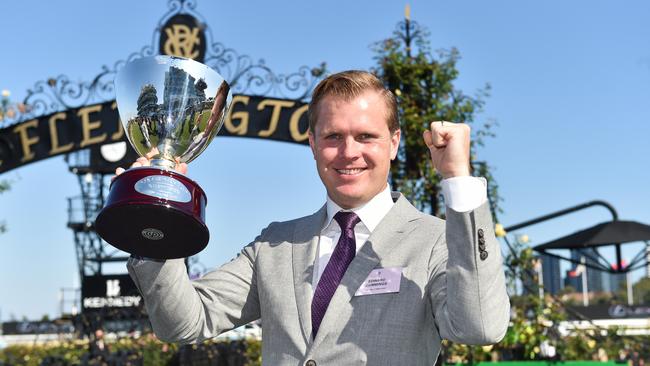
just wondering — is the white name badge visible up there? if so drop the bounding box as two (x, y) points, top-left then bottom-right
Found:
(355, 267), (402, 296)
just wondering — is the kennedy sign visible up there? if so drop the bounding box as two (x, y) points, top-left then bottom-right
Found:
(81, 274), (142, 313)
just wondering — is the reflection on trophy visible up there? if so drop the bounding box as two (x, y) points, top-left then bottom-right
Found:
(95, 55), (232, 259)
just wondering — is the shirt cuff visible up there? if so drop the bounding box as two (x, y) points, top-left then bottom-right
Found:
(441, 176), (488, 212)
(129, 254), (166, 264)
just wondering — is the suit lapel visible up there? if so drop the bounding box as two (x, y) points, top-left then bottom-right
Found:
(292, 205), (327, 343)
(310, 193), (422, 348)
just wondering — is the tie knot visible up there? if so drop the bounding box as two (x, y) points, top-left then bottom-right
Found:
(334, 211), (360, 232)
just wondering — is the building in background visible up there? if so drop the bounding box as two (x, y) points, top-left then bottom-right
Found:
(541, 254), (562, 295)
(607, 272), (626, 294)
(565, 269), (583, 292)
(570, 249), (604, 293)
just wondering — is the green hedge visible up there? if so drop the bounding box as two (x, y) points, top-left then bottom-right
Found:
(465, 362), (619, 366)
(0, 336), (261, 366)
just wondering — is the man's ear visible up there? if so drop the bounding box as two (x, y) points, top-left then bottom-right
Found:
(308, 131), (317, 159)
(390, 129), (401, 160)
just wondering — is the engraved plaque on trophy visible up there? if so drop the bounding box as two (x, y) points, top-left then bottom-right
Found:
(95, 55), (232, 259)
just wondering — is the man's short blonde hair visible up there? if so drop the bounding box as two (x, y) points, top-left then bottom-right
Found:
(308, 70), (399, 134)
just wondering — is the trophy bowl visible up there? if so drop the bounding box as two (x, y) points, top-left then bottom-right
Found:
(95, 55), (232, 259)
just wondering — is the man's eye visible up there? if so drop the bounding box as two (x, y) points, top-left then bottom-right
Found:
(358, 134), (374, 140)
(325, 134), (341, 140)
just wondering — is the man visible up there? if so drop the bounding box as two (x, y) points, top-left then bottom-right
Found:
(126, 70), (510, 365)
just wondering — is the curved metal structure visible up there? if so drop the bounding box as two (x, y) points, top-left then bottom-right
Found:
(0, 0), (325, 129)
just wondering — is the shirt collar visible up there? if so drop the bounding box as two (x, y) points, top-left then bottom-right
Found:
(324, 185), (394, 233)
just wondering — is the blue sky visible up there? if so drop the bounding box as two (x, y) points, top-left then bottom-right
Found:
(1, 0), (649, 319)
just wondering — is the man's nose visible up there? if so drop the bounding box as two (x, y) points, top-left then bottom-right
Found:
(340, 137), (361, 159)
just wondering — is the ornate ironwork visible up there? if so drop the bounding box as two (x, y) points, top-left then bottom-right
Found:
(206, 44), (326, 99)
(155, 0), (326, 99)
(0, 91), (31, 127)
(1, 0), (324, 128)
(394, 18), (428, 58)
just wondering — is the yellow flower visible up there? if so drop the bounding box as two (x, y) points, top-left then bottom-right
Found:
(587, 339), (596, 349)
(494, 223), (506, 237)
(1, 89), (10, 97)
(533, 346), (540, 354)
(482, 345), (494, 352)
(519, 234), (529, 243)
(394, 88), (402, 96)
(519, 334), (527, 342)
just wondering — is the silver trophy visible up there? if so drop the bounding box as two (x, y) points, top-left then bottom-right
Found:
(96, 55), (232, 259)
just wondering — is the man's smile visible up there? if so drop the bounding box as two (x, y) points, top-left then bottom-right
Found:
(335, 168), (367, 175)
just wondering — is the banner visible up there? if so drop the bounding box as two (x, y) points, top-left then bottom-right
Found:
(567, 304), (650, 319)
(1, 320), (74, 335)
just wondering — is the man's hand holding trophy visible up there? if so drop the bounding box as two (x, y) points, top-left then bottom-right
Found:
(96, 55), (232, 259)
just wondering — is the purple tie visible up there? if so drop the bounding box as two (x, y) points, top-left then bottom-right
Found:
(311, 211), (361, 337)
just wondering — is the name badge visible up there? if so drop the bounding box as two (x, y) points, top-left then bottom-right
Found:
(355, 267), (402, 296)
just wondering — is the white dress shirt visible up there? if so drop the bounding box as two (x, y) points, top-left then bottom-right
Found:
(312, 176), (488, 288)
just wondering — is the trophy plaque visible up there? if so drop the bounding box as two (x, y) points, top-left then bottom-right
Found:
(95, 55), (232, 259)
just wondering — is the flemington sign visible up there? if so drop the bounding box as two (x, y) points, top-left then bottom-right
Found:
(0, 96), (309, 174)
(0, 0), (321, 175)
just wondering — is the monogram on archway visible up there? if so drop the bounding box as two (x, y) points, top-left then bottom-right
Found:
(95, 55), (232, 259)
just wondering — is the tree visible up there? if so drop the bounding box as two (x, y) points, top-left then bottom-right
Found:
(633, 277), (650, 304)
(371, 14), (506, 362)
(0, 90), (14, 234)
(0, 179), (8, 234)
(372, 16), (500, 218)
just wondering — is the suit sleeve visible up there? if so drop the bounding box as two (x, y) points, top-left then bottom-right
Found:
(427, 201), (510, 345)
(127, 231), (265, 344)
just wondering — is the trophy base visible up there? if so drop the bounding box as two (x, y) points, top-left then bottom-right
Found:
(95, 167), (209, 259)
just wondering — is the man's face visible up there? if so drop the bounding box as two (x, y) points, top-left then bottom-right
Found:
(309, 90), (400, 209)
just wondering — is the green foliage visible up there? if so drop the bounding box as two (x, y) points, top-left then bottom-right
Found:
(0, 178), (10, 234)
(1, 91), (16, 234)
(497, 242), (567, 360)
(632, 277), (650, 304)
(112, 334), (178, 365)
(2, 331), (649, 364)
(244, 339), (262, 366)
(0, 336), (262, 366)
(372, 21), (500, 218)
(0, 340), (88, 366)
(491, 236), (650, 362)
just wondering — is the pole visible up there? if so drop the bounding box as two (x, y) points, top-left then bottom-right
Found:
(581, 256), (589, 306)
(626, 272), (633, 305)
(537, 258), (544, 302)
(59, 288), (64, 318)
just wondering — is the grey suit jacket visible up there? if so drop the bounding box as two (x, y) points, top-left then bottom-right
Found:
(128, 192), (510, 365)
